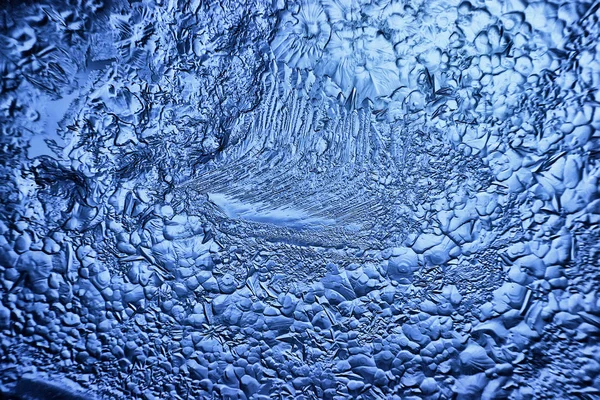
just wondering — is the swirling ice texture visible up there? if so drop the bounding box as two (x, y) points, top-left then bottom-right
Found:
(0, 0), (600, 399)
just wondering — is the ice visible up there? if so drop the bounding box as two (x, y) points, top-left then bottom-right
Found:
(208, 192), (335, 228)
(272, 2), (331, 70)
(1, 0), (600, 398)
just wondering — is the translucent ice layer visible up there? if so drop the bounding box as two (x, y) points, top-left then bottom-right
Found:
(1, 0), (600, 399)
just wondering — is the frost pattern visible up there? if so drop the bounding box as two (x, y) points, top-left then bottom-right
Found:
(272, 2), (331, 69)
(1, 0), (600, 399)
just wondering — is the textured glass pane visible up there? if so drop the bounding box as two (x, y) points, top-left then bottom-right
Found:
(0, 0), (599, 399)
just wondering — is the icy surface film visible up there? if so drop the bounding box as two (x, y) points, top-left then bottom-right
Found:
(1, 0), (600, 398)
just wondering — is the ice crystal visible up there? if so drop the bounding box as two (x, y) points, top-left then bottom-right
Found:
(1, 0), (600, 399)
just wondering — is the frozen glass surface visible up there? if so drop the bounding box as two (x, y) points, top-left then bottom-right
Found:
(0, 0), (599, 398)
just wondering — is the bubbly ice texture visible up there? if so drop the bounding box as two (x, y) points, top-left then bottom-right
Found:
(1, 0), (600, 398)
